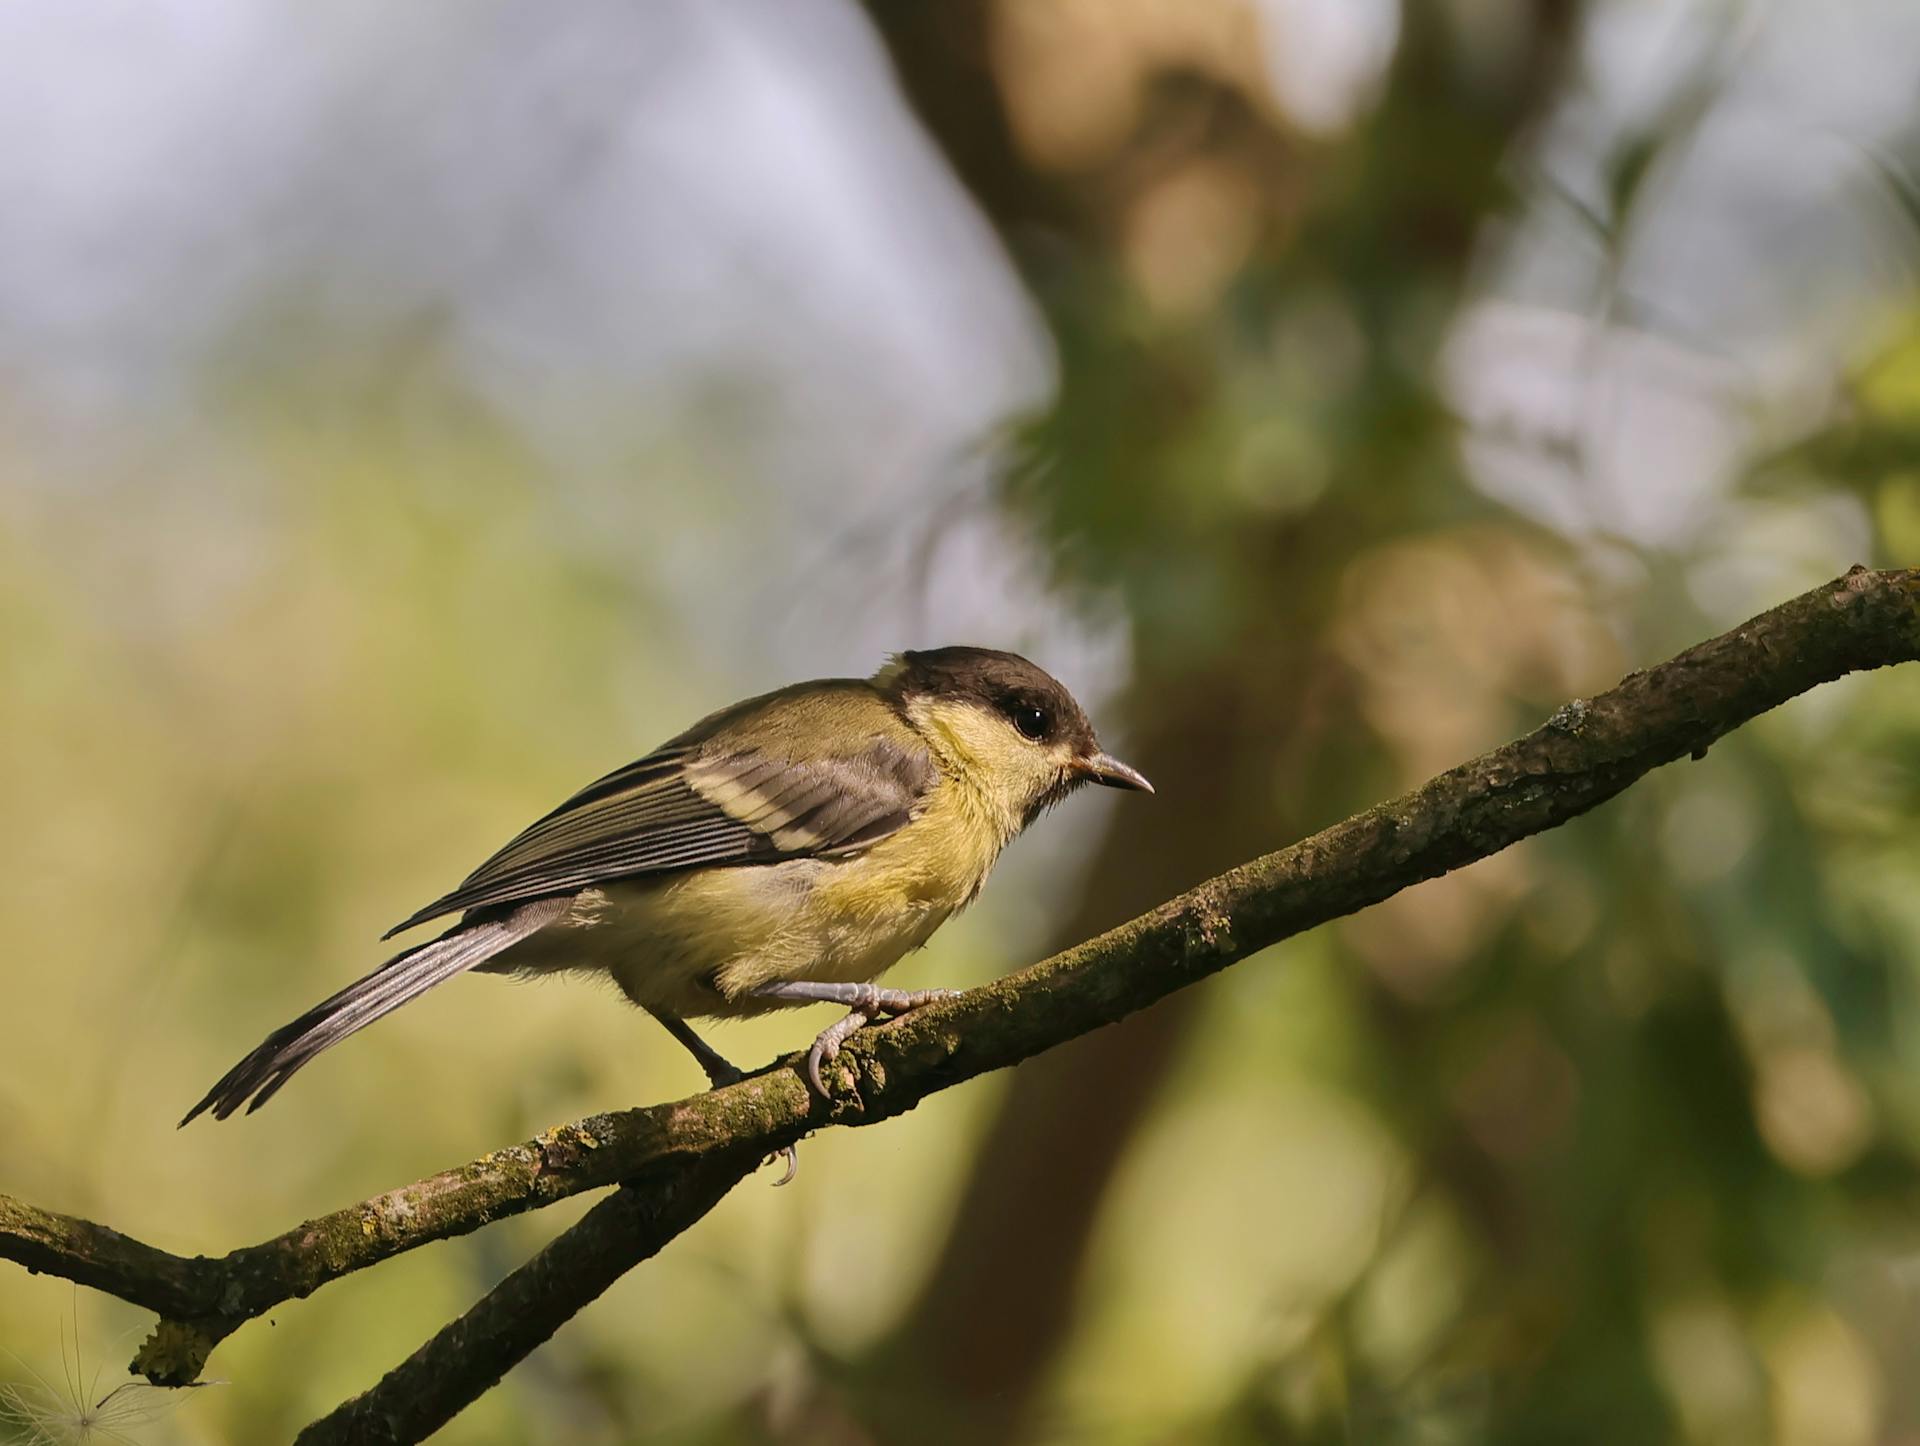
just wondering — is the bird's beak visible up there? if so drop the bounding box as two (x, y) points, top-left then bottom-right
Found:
(1078, 751), (1154, 793)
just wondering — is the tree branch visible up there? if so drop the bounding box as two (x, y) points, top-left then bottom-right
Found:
(0, 1195), (211, 1322)
(4, 568), (1916, 1421)
(293, 1154), (754, 1445)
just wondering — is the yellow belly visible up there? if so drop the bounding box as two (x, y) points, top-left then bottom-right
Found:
(487, 778), (1007, 1020)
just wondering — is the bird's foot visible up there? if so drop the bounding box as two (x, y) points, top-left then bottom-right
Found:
(692, 1060), (799, 1184)
(694, 1061), (796, 1185)
(650, 1010), (799, 1185)
(778, 984), (963, 1100)
(764, 1144), (800, 1187)
(805, 1009), (871, 1099)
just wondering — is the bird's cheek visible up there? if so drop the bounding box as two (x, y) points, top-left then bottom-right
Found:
(1022, 772), (1073, 825)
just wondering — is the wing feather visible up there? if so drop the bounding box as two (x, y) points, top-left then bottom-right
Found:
(383, 707), (932, 937)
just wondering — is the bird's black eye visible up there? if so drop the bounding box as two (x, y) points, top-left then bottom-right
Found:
(1010, 703), (1049, 741)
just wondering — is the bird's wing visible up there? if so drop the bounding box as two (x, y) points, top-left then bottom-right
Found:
(382, 733), (934, 937)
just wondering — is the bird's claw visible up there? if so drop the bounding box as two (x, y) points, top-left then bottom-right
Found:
(767, 1144), (799, 1187)
(801, 987), (963, 1100)
(806, 1009), (871, 1098)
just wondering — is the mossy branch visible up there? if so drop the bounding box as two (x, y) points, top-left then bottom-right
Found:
(2, 567), (1917, 1438)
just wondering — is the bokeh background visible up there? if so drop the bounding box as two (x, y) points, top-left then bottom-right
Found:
(5, 1), (1920, 1442)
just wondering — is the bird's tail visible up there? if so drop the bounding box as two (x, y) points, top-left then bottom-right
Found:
(180, 898), (566, 1124)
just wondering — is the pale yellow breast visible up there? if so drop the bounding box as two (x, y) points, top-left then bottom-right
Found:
(493, 770), (1012, 1020)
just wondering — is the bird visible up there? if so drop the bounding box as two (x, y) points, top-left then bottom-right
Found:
(181, 647), (1152, 1139)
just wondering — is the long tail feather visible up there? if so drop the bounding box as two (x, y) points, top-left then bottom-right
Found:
(180, 898), (567, 1124)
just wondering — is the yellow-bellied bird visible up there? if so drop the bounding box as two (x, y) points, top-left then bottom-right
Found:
(183, 648), (1151, 1136)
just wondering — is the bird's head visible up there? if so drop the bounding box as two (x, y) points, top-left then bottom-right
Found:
(876, 646), (1152, 829)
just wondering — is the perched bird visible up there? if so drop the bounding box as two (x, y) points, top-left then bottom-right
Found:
(182, 647), (1151, 1135)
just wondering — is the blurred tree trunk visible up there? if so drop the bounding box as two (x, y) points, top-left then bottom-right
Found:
(853, 3), (1578, 1440)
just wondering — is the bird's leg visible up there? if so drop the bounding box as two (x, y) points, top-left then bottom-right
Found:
(749, 980), (964, 1014)
(648, 1010), (798, 1186)
(746, 981), (962, 1098)
(650, 1010), (745, 1088)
